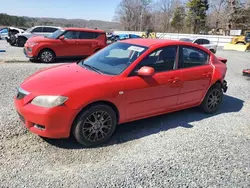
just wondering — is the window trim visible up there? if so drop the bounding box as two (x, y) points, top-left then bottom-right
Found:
(177, 45), (210, 70)
(128, 45), (179, 77)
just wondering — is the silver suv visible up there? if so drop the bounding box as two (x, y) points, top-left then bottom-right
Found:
(16, 26), (61, 47)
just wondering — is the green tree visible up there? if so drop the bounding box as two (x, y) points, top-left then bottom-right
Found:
(186, 0), (209, 34)
(171, 6), (186, 33)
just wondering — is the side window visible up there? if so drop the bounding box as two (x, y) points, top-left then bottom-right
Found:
(134, 46), (177, 73)
(79, 31), (100, 39)
(203, 39), (210, 44)
(193, 39), (203, 45)
(179, 46), (209, 69)
(32, 27), (43, 33)
(63, 31), (79, 39)
(43, 27), (58, 33)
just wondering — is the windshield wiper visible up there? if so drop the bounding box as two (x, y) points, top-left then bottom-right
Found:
(83, 63), (103, 74)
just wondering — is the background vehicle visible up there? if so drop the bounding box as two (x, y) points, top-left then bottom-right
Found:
(141, 29), (157, 39)
(242, 68), (250, 76)
(179, 37), (217, 53)
(0, 27), (8, 39)
(16, 26), (60, 47)
(24, 27), (107, 63)
(16, 39), (228, 147)
(6, 27), (25, 46)
(224, 29), (250, 51)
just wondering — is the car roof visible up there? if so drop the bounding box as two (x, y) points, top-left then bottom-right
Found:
(33, 26), (61, 28)
(63, 27), (105, 33)
(120, 39), (211, 53)
(120, 39), (196, 47)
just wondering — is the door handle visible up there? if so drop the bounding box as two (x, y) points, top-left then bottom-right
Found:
(168, 77), (181, 83)
(202, 72), (212, 78)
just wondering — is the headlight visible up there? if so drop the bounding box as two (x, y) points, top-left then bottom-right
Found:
(31, 95), (68, 108)
(27, 42), (39, 47)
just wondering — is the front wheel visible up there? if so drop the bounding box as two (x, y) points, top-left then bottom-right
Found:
(72, 105), (117, 147)
(39, 49), (55, 63)
(200, 83), (223, 114)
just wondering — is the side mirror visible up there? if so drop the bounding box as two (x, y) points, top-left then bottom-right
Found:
(137, 66), (155, 77)
(59, 36), (65, 40)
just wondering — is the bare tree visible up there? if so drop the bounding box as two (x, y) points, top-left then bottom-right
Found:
(114, 0), (153, 31)
(153, 0), (181, 32)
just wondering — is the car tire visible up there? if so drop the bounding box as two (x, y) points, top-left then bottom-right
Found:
(200, 83), (223, 114)
(72, 104), (117, 147)
(38, 49), (55, 63)
(17, 37), (27, 47)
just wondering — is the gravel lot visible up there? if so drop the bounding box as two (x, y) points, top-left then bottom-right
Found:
(0, 46), (250, 187)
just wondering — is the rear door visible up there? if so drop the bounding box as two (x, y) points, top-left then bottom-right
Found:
(177, 45), (213, 106)
(77, 31), (100, 56)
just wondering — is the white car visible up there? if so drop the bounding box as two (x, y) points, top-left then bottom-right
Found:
(179, 38), (217, 54)
(16, 26), (61, 47)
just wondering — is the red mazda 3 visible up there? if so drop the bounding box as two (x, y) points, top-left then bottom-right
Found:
(14, 39), (228, 147)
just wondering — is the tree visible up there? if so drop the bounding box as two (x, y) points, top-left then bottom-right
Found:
(186, 0), (209, 34)
(114, 0), (153, 31)
(171, 6), (186, 32)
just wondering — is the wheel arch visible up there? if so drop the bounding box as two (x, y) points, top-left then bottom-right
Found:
(38, 47), (56, 57)
(70, 100), (120, 134)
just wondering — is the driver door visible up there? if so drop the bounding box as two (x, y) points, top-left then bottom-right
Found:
(123, 46), (183, 121)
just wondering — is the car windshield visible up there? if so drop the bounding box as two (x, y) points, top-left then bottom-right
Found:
(47, 29), (65, 39)
(79, 42), (148, 75)
(180, 38), (193, 42)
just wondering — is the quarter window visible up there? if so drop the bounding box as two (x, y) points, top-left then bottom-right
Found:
(178, 46), (209, 69)
(134, 46), (177, 73)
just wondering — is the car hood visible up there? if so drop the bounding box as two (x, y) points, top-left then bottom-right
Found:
(27, 36), (51, 42)
(21, 63), (113, 95)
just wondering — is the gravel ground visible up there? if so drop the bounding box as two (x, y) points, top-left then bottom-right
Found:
(0, 40), (28, 62)
(0, 50), (250, 188)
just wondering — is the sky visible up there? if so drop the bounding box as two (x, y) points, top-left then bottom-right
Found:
(1, 0), (122, 21)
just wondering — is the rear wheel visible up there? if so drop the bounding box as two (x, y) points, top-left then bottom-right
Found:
(200, 83), (223, 114)
(72, 104), (117, 147)
(38, 49), (55, 63)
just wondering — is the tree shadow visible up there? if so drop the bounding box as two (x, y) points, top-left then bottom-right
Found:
(43, 94), (244, 149)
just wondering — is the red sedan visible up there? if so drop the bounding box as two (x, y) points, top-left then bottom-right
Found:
(15, 39), (228, 147)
